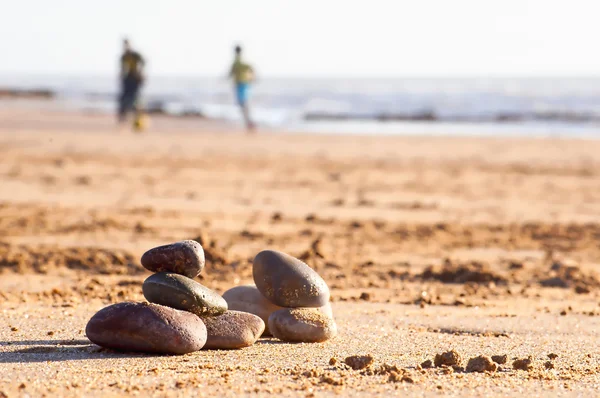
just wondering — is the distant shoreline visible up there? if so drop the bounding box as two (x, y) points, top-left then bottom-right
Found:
(0, 88), (55, 99)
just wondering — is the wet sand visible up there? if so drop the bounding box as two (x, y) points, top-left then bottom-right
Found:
(1, 110), (600, 396)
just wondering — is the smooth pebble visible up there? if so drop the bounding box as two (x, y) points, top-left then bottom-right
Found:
(141, 240), (205, 278)
(223, 284), (334, 335)
(202, 310), (265, 349)
(142, 272), (227, 316)
(253, 250), (330, 307)
(85, 302), (207, 354)
(222, 284), (283, 335)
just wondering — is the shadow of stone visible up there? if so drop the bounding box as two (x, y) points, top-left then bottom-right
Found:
(0, 340), (170, 363)
(1, 339), (91, 346)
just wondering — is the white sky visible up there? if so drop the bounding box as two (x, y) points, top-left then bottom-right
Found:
(1, 0), (598, 77)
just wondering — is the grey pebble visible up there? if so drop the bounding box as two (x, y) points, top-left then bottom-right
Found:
(142, 272), (227, 316)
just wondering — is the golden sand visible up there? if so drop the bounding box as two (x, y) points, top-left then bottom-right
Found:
(1, 110), (600, 396)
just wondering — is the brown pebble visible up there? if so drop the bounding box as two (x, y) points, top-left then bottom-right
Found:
(344, 355), (374, 370)
(544, 361), (554, 369)
(329, 357), (337, 365)
(202, 310), (264, 350)
(222, 284), (283, 335)
(548, 353), (558, 360)
(224, 284), (333, 336)
(491, 354), (508, 364)
(253, 250), (330, 307)
(86, 302), (207, 354)
(141, 240), (205, 278)
(434, 350), (461, 367)
(513, 357), (534, 371)
(10, 327), (18, 332)
(465, 355), (497, 373)
(269, 308), (337, 343)
(420, 359), (433, 369)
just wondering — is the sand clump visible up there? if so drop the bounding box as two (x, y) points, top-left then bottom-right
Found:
(491, 354), (508, 364)
(466, 356), (498, 373)
(345, 355), (374, 370)
(513, 357), (534, 371)
(434, 350), (462, 367)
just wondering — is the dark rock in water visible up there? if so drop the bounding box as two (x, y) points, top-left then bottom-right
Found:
(222, 284), (283, 335)
(268, 307), (337, 343)
(85, 302), (207, 354)
(143, 272), (227, 316)
(141, 240), (205, 278)
(202, 310), (265, 349)
(253, 250), (330, 307)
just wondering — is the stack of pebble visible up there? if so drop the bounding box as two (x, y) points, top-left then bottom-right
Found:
(224, 249), (337, 343)
(85, 243), (336, 355)
(86, 240), (264, 354)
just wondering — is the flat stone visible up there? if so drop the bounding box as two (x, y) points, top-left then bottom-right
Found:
(202, 310), (265, 349)
(85, 302), (207, 354)
(253, 250), (330, 307)
(268, 307), (337, 343)
(142, 272), (227, 316)
(141, 240), (205, 278)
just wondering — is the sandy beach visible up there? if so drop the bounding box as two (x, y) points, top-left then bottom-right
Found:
(1, 109), (600, 397)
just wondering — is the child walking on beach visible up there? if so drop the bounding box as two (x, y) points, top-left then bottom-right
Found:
(229, 45), (255, 131)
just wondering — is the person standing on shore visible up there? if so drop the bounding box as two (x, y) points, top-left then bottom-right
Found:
(118, 38), (145, 128)
(228, 45), (255, 131)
